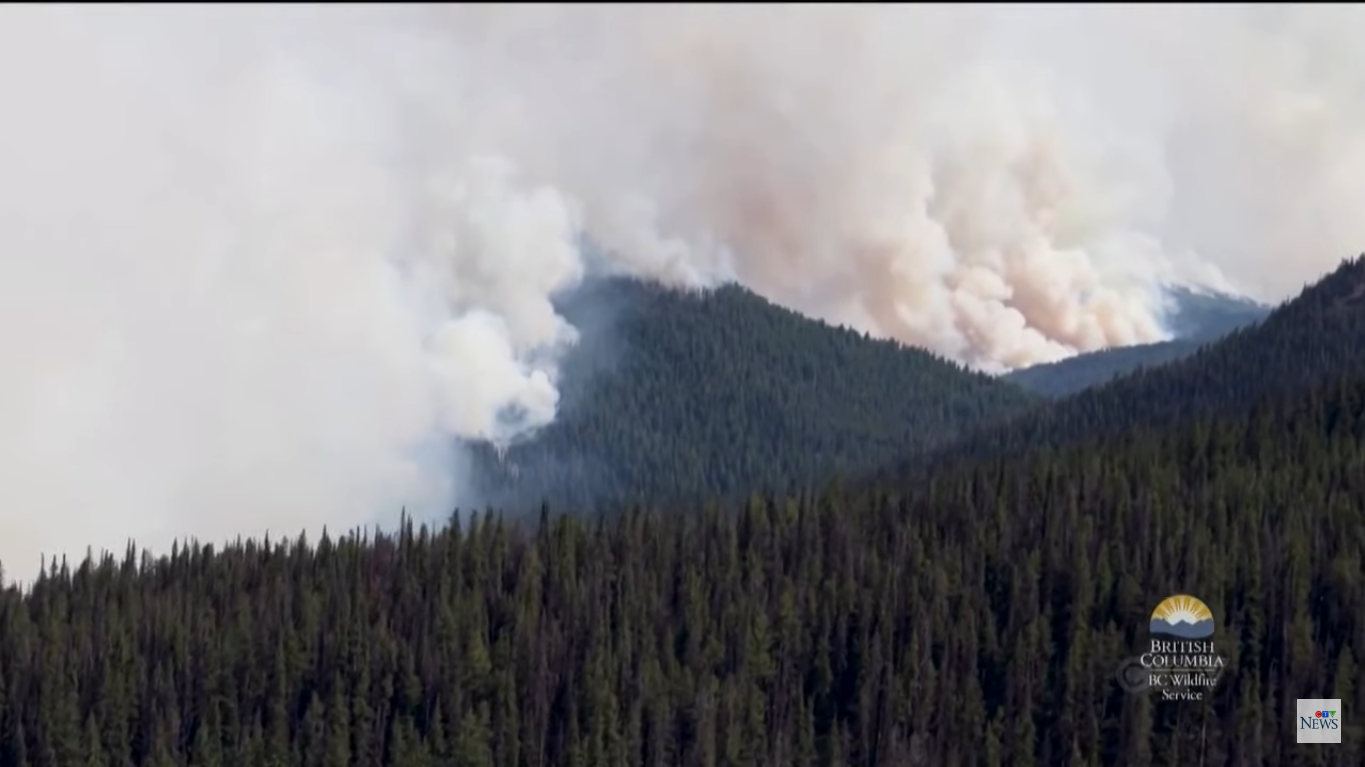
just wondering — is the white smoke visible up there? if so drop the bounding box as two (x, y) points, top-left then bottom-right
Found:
(0, 6), (587, 576)
(3, 4), (1365, 575)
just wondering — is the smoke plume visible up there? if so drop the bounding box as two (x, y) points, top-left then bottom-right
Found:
(3, 4), (1365, 575)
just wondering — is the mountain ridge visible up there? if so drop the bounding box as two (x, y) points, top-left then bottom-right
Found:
(910, 255), (1365, 472)
(1149, 618), (1217, 639)
(1005, 285), (1271, 397)
(467, 277), (1040, 511)
(9, 303), (1360, 766)
(471, 258), (1365, 512)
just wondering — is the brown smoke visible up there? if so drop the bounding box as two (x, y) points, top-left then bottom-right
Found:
(5, 4), (1365, 574)
(425, 4), (1365, 369)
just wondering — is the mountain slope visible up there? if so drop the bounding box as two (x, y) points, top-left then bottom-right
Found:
(1161, 285), (1271, 340)
(5, 334), (1363, 766)
(930, 255), (1365, 464)
(1005, 338), (1214, 397)
(467, 278), (1040, 510)
(1005, 286), (1270, 397)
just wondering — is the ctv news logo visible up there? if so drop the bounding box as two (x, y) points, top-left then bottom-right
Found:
(1297, 698), (1342, 744)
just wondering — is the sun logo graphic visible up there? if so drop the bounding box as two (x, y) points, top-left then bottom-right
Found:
(1149, 594), (1215, 638)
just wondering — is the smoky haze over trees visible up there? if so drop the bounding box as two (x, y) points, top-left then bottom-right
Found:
(467, 281), (1276, 512)
(931, 257), (1365, 468)
(466, 278), (1040, 511)
(2, 261), (1364, 765)
(5, 6), (1365, 767)
(8, 4), (1365, 567)
(1006, 287), (1271, 398)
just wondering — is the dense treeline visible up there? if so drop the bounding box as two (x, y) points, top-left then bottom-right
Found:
(471, 272), (1281, 510)
(919, 256), (1365, 475)
(3, 362), (1363, 766)
(1006, 337), (1215, 397)
(468, 278), (1037, 511)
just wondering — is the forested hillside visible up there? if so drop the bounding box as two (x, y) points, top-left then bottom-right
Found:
(1006, 286), (1269, 398)
(2, 350), (1363, 766)
(467, 279), (1038, 511)
(929, 256), (1365, 467)
(1005, 339), (1213, 397)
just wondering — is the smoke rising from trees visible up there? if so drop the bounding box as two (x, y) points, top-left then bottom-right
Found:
(2, 4), (1364, 573)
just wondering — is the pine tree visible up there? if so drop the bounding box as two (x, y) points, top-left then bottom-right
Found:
(454, 707), (492, 767)
(83, 715), (107, 767)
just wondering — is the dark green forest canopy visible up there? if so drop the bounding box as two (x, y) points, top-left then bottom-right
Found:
(1006, 337), (1218, 398)
(466, 278), (1039, 511)
(467, 273), (1287, 510)
(2, 258), (1363, 767)
(911, 255), (1365, 473)
(2, 345), (1363, 766)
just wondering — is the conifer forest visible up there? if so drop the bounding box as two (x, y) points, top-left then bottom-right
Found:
(2, 261), (1364, 767)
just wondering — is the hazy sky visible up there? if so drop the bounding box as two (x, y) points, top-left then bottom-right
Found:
(2, 4), (1364, 577)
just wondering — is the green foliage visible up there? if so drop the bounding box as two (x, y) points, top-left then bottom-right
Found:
(469, 278), (1038, 510)
(1007, 337), (1217, 398)
(4, 256), (1365, 767)
(2, 361), (1365, 765)
(923, 256), (1365, 471)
